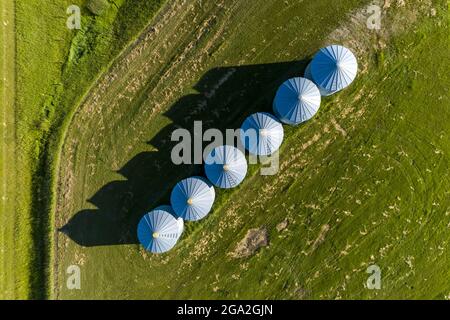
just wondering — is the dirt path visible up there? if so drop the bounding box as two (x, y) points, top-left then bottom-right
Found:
(0, 0), (17, 299)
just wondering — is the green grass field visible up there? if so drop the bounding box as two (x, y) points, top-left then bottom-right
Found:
(54, 0), (449, 299)
(1, 0), (449, 299)
(1, 0), (165, 299)
(0, 0), (17, 299)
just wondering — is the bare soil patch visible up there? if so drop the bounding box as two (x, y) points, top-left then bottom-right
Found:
(230, 227), (269, 258)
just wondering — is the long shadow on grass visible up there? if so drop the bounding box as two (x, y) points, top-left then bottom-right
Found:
(60, 59), (308, 246)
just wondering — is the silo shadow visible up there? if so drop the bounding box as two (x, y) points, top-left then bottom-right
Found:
(59, 59), (309, 247)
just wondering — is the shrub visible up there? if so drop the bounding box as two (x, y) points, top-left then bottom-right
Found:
(87, 0), (110, 16)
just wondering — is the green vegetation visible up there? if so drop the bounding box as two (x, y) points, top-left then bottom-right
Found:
(1, 0), (448, 299)
(87, 0), (110, 16)
(0, 0), (18, 300)
(53, 0), (449, 299)
(2, 0), (165, 299)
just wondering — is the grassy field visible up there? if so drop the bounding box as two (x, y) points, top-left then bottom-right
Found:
(1, 0), (165, 299)
(1, 0), (448, 299)
(53, 0), (449, 299)
(0, 0), (17, 300)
